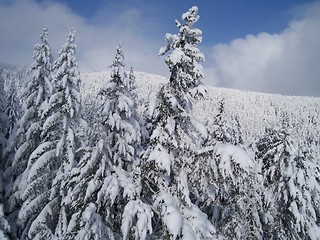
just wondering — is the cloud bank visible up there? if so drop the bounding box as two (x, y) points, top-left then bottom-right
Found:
(0, 0), (167, 76)
(208, 2), (320, 97)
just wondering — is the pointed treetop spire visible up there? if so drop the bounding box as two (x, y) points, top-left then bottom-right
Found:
(109, 43), (126, 79)
(181, 6), (200, 26)
(40, 27), (49, 44)
(159, 5), (205, 95)
(68, 28), (76, 44)
(110, 43), (125, 69)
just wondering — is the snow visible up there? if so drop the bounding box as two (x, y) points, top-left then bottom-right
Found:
(27, 141), (53, 165)
(168, 49), (184, 66)
(181, 223), (196, 240)
(148, 144), (172, 175)
(26, 122), (40, 140)
(182, 6), (199, 24)
(28, 197), (58, 238)
(177, 170), (191, 206)
(0, 204), (10, 239)
(12, 141), (30, 165)
(121, 200), (153, 240)
(97, 175), (119, 206)
(165, 117), (175, 135)
(27, 148), (55, 183)
(82, 203), (96, 222)
(154, 192), (183, 238)
(164, 205), (183, 238)
(80, 58), (320, 147)
(114, 166), (139, 200)
(194, 119), (208, 139)
(215, 143), (255, 175)
(147, 91), (158, 117)
(42, 112), (60, 133)
(84, 179), (100, 202)
(159, 46), (167, 56)
(18, 191), (47, 223)
(181, 204), (216, 239)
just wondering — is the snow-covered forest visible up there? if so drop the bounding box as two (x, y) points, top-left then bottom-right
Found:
(0, 6), (319, 239)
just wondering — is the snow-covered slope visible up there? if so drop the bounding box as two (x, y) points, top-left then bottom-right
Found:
(81, 70), (320, 144)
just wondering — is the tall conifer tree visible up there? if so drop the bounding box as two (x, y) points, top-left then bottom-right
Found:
(0, 71), (10, 240)
(141, 6), (215, 239)
(257, 128), (320, 239)
(25, 29), (84, 239)
(2, 70), (21, 140)
(66, 44), (146, 239)
(3, 27), (54, 238)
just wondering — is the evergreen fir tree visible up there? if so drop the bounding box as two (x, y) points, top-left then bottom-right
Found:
(0, 174), (10, 240)
(16, 32), (56, 239)
(208, 100), (243, 145)
(0, 72), (10, 239)
(127, 66), (140, 112)
(25, 29), (84, 239)
(233, 116), (244, 145)
(3, 27), (54, 238)
(257, 127), (291, 238)
(99, 44), (142, 170)
(290, 142), (320, 239)
(65, 44), (146, 239)
(141, 6), (215, 238)
(0, 72), (8, 165)
(2, 69), (21, 139)
(257, 128), (320, 239)
(211, 143), (263, 239)
(128, 67), (136, 92)
(66, 143), (117, 239)
(193, 128), (262, 239)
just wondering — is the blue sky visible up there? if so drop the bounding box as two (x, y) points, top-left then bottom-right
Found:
(38, 0), (315, 49)
(53, 0), (307, 44)
(0, 0), (320, 96)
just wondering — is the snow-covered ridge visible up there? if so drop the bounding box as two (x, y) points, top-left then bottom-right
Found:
(81, 71), (167, 99)
(81, 70), (320, 143)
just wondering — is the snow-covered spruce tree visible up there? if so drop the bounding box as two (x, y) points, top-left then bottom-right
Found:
(256, 127), (294, 238)
(65, 44), (148, 239)
(128, 67), (136, 92)
(128, 66), (148, 144)
(192, 106), (262, 238)
(0, 203), (10, 239)
(290, 142), (320, 239)
(127, 67), (140, 110)
(23, 29), (84, 239)
(2, 69), (21, 139)
(141, 6), (215, 239)
(207, 100), (243, 146)
(209, 143), (263, 239)
(64, 143), (116, 239)
(0, 72), (10, 240)
(99, 44), (142, 171)
(0, 180), (10, 240)
(3, 27), (54, 238)
(257, 128), (320, 239)
(194, 102), (262, 238)
(16, 43), (56, 239)
(0, 72), (8, 165)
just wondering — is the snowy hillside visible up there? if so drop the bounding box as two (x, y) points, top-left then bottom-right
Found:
(81, 70), (320, 144)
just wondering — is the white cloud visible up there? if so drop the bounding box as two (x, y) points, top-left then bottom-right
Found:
(208, 2), (320, 96)
(0, 0), (168, 77)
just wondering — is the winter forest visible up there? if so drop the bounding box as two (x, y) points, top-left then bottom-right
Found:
(0, 6), (320, 240)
